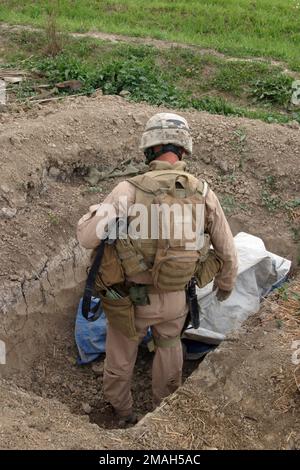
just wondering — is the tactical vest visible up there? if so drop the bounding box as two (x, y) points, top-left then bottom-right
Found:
(115, 161), (210, 291)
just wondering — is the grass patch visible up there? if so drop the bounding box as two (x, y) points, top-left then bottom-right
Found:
(2, 30), (300, 125)
(219, 194), (249, 215)
(1, 0), (300, 70)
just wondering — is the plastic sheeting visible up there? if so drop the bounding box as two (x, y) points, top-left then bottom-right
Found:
(194, 232), (291, 338)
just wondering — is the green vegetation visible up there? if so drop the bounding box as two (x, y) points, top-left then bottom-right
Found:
(2, 29), (300, 125)
(219, 195), (249, 215)
(261, 190), (283, 212)
(277, 283), (290, 301)
(1, 0), (300, 70)
(83, 186), (104, 194)
(251, 75), (294, 106)
(47, 211), (60, 225)
(261, 179), (300, 212)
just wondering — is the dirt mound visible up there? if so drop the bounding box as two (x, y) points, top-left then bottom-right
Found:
(0, 94), (299, 449)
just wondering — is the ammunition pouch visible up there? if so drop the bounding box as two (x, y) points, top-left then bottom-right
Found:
(100, 293), (138, 341)
(194, 249), (223, 288)
(94, 243), (125, 293)
(129, 284), (150, 306)
(115, 238), (148, 277)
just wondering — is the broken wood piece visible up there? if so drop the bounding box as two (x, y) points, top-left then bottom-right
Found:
(56, 80), (83, 91)
(3, 76), (23, 84)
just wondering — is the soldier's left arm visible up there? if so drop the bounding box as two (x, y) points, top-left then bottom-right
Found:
(204, 188), (238, 293)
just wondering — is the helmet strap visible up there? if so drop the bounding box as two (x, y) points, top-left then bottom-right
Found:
(144, 144), (183, 164)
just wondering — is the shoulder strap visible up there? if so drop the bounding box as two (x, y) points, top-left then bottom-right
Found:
(127, 174), (164, 195)
(129, 171), (208, 197)
(82, 239), (106, 322)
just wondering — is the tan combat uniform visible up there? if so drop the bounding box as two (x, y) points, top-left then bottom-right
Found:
(77, 161), (238, 415)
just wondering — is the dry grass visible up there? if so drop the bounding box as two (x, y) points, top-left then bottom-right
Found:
(44, 7), (62, 57)
(261, 281), (300, 411)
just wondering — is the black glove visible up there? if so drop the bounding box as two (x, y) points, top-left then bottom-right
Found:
(215, 288), (232, 302)
(213, 281), (232, 302)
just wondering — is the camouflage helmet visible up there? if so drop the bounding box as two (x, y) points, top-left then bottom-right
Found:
(140, 113), (192, 157)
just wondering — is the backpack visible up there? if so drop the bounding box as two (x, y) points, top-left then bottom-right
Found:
(117, 167), (209, 291)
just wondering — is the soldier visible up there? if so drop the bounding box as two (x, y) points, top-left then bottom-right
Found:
(77, 113), (238, 426)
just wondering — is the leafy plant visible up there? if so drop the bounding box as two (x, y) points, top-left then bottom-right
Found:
(48, 211), (60, 225)
(220, 195), (237, 215)
(32, 54), (92, 83)
(15, 51), (300, 125)
(264, 175), (277, 191)
(94, 59), (187, 107)
(251, 75), (293, 106)
(291, 226), (300, 242)
(277, 284), (289, 301)
(284, 197), (300, 209)
(261, 190), (282, 212)
(83, 186), (103, 194)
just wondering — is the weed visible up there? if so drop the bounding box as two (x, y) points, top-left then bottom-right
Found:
(264, 175), (277, 191)
(220, 195), (237, 215)
(233, 128), (247, 144)
(14, 80), (36, 100)
(251, 75), (293, 106)
(212, 61), (271, 97)
(83, 186), (103, 194)
(30, 55), (90, 84)
(95, 59), (184, 107)
(44, 3), (62, 56)
(261, 190), (282, 212)
(230, 128), (248, 169)
(284, 198), (300, 210)
(48, 211), (60, 225)
(291, 226), (300, 242)
(278, 284), (290, 301)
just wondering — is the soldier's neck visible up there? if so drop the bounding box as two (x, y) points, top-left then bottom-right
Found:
(155, 153), (179, 164)
(149, 159), (187, 172)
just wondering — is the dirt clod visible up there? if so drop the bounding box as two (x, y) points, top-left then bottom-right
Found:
(82, 403), (92, 414)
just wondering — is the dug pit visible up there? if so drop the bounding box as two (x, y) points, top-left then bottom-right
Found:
(0, 238), (203, 429)
(0, 94), (300, 448)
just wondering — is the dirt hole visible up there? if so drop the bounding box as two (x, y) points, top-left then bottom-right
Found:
(12, 320), (203, 430)
(3, 243), (203, 430)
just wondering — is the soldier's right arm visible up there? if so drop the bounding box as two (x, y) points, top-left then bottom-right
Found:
(77, 181), (135, 249)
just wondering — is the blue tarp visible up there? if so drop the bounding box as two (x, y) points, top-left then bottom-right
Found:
(75, 298), (214, 364)
(75, 297), (106, 364)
